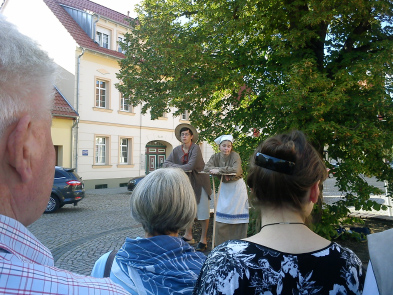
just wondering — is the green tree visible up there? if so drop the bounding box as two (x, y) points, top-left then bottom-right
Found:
(118, 0), (393, 238)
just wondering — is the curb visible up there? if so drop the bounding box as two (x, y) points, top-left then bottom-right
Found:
(349, 212), (393, 221)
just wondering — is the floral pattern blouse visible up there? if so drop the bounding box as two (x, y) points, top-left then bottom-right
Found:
(193, 240), (364, 295)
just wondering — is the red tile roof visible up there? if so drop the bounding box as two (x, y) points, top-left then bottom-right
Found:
(52, 88), (79, 118)
(43, 0), (131, 59)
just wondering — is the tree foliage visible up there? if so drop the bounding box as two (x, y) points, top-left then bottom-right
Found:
(118, 0), (393, 238)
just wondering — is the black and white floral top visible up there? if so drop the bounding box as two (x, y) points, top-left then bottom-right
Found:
(193, 240), (364, 295)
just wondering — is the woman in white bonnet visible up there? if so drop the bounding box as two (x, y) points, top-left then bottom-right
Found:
(204, 135), (249, 246)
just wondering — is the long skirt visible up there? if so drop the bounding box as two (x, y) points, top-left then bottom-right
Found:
(214, 178), (249, 245)
(215, 222), (248, 246)
(215, 178), (249, 224)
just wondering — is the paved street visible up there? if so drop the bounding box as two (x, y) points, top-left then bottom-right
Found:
(28, 187), (144, 276)
(323, 176), (393, 217)
(323, 175), (386, 196)
(27, 176), (392, 276)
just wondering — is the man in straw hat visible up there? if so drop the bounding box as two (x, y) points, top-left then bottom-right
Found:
(163, 124), (212, 251)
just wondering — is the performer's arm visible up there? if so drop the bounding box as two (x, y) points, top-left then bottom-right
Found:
(162, 151), (177, 168)
(218, 152), (242, 176)
(178, 145), (199, 171)
(204, 154), (217, 172)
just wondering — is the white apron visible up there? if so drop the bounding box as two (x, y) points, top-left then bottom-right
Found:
(216, 178), (249, 224)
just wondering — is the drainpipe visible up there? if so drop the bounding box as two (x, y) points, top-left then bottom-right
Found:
(139, 103), (143, 175)
(75, 47), (85, 171)
(71, 116), (79, 167)
(92, 14), (100, 41)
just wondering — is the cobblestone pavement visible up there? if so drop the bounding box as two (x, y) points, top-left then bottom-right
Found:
(27, 187), (145, 276)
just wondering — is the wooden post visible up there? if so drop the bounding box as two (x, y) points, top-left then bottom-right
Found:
(199, 171), (236, 249)
(212, 175), (223, 249)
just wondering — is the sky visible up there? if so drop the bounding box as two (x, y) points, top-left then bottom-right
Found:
(90, 0), (140, 18)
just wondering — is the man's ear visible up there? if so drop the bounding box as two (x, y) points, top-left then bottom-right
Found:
(310, 181), (320, 204)
(7, 115), (33, 183)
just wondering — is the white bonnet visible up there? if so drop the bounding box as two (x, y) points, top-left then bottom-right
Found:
(214, 134), (234, 145)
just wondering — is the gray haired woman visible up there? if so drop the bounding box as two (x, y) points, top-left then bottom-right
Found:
(91, 168), (206, 295)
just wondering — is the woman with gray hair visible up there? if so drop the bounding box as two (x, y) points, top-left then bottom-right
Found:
(91, 168), (206, 295)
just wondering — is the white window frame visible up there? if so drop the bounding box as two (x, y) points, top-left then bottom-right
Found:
(96, 27), (111, 49)
(95, 79), (107, 108)
(118, 35), (125, 53)
(120, 94), (133, 112)
(119, 137), (132, 164)
(95, 136), (110, 165)
(182, 110), (190, 120)
(95, 78), (111, 110)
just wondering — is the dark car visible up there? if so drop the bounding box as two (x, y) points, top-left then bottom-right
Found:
(127, 176), (145, 191)
(45, 166), (85, 213)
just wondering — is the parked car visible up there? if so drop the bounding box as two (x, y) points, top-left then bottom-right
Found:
(45, 166), (85, 213)
(127, 176), (145, 191)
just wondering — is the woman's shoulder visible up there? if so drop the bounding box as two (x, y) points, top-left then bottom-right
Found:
(196, 241), (363, 295)
(209, 152), (220, 159)
(327, 242), (361, 257)
(206, 240), (361, 267)
(327, 242), (363, 265)
(91, 251), (113, 278)
(206, 240), (255, 261)
(230, 151), (241, 159)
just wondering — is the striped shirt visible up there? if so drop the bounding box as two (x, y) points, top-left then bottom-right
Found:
(0, 215), (129, 295)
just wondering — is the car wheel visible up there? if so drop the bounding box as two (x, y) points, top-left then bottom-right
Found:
(45, 194), (60, 213)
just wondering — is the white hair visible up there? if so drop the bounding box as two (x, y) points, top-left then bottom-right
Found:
(130, 168), (197, 235)
(0, 15), (56, 135)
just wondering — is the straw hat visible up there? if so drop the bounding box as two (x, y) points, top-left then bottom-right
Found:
(175, 123), (199, 143)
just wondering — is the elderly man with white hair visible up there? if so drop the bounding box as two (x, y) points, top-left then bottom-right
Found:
(0, 15), (128, 294)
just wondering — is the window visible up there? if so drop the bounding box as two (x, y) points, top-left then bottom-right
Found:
(95, 136), (108, 164)
(97, 31), (109, 48)
(119, 138), (131, 164)
(182, 110), (190, 120)
(96, 79), (107, 108)
(118, 35), (125, 53)
(120, 94), (132, 112)
(96, 27), (111, 49)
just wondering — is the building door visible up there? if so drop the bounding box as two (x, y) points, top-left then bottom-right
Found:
(54, 145), (63, 166)
(145, 142), (166, 174)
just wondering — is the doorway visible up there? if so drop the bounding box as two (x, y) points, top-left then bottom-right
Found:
(145, 141), (167, 174)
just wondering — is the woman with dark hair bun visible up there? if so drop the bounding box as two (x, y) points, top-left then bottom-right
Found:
(193, 130), (364, 295)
